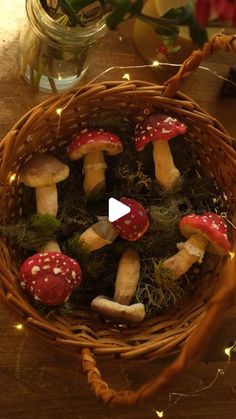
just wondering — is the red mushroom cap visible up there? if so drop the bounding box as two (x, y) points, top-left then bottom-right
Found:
(67, 129), (123, 160)
(179, 212), (230, 255)
(134, 114), (187, 151)
(19, 252), (82, 306)
(112, 198), (149, 241)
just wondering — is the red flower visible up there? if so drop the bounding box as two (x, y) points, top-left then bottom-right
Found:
(195, 0), (213, 25)
(213, 0), (236, 25)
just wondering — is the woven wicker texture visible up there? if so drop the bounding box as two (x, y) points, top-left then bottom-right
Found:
(0, 34), (236, 406)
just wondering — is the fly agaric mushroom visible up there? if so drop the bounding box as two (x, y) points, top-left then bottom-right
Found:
(20, 250), (82, 306)
(134, 114), (187, 191)
(74, 198), (149, 252)
(114, 248), (140, 305)
(67, 129), (123, 194)
(163, 212), (230, 280)
(19, 154), (69, 216)
(112, 198), (149, 241)
(91, 295), (145, 323)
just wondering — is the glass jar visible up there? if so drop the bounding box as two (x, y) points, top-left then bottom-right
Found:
(18, 0), (107, 93)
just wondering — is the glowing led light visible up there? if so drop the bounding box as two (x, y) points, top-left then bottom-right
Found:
(229, 252), (235, 260)
(14, 323), (23, 330)
(155, 411), (164, 417)
(152, 60), (160, 67)
(224, 342), (236, 357)
(56, 108), (63, 116)
(9, 173), (17, 184)
(225, 347), (231, 357)
(122, 73), (130, 81)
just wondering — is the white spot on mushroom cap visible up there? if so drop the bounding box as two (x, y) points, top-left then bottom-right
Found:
(43, 265), (50, 270)
(72, 271), (76, 279)
(31, 266), (40, 275)
(53, 267), (62, 274)
(124, 220), (131, 225)
(162, 128), (171, 134)
(44, 278), (48, 282)
(28, 260), (34, 265)
(44, 258), (50, 262)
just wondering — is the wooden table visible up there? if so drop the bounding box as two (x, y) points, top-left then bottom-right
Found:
(0, 1), (236, 418)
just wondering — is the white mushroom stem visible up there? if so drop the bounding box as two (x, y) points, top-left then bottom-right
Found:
(39, 240), (61, 253)
(35, 184), (58, 216)
(80, 219), (118, 252)
(114, 249), (140, 305)
(163, 233), (208, 279)
(83, 151), (107, 195)
(153, 140), (180, 191)
(91, 296), (145, 323)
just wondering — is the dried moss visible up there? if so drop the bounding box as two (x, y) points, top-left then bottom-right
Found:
(0, 214), (61, 253)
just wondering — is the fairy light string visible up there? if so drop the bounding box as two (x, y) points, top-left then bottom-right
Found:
(154, 341), (236, 417)
(55, 60), (236, 137)
(7, 55), (236, 416)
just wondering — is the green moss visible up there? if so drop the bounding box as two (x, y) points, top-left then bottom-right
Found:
(29, 213), (61, 234)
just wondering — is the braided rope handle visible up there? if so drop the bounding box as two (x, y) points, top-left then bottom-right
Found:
(81, 242), (236, 406)
(81, 34), (236, 405)
(163, 33), (236, 98)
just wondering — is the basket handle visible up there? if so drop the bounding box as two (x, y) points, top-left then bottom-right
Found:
(163, 33), (236, 98)
(82, 237), (236, 407)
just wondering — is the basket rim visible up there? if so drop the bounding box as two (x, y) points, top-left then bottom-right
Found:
(0, 79), (235, 362)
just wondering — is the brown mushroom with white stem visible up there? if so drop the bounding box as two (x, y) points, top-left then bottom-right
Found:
(19, 154), (69, 217)
(67, 129), (123, 194)
(163, 212), (230, 280)
(91, 296), (145, 323)
(134, 114), (187, 191)
(114, 248), (140, 305)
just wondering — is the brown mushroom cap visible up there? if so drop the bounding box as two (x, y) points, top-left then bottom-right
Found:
(67, 129), (123, 160)
(19, 154), (69, 188)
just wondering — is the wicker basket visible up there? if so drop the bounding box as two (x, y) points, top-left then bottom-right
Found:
(0, 34), (236, 407)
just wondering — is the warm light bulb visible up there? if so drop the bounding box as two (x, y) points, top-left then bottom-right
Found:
(155, 411), (164, 417)
(14, 323), (23, 330)
(229, 252), (235, 260)
(153, 60), (160, 67)
(56, 108), (63, 116)
(9, 173), (17, 184)
(122, 73), (130, 81)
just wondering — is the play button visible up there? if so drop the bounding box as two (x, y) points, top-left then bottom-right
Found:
(108, 198), (131, 222)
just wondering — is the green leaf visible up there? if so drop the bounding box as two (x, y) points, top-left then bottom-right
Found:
(58, 0), (80, 25)
(188, 16), (208, 46)
(162, 7), (185, 21)
(107, 0), (144, 29)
